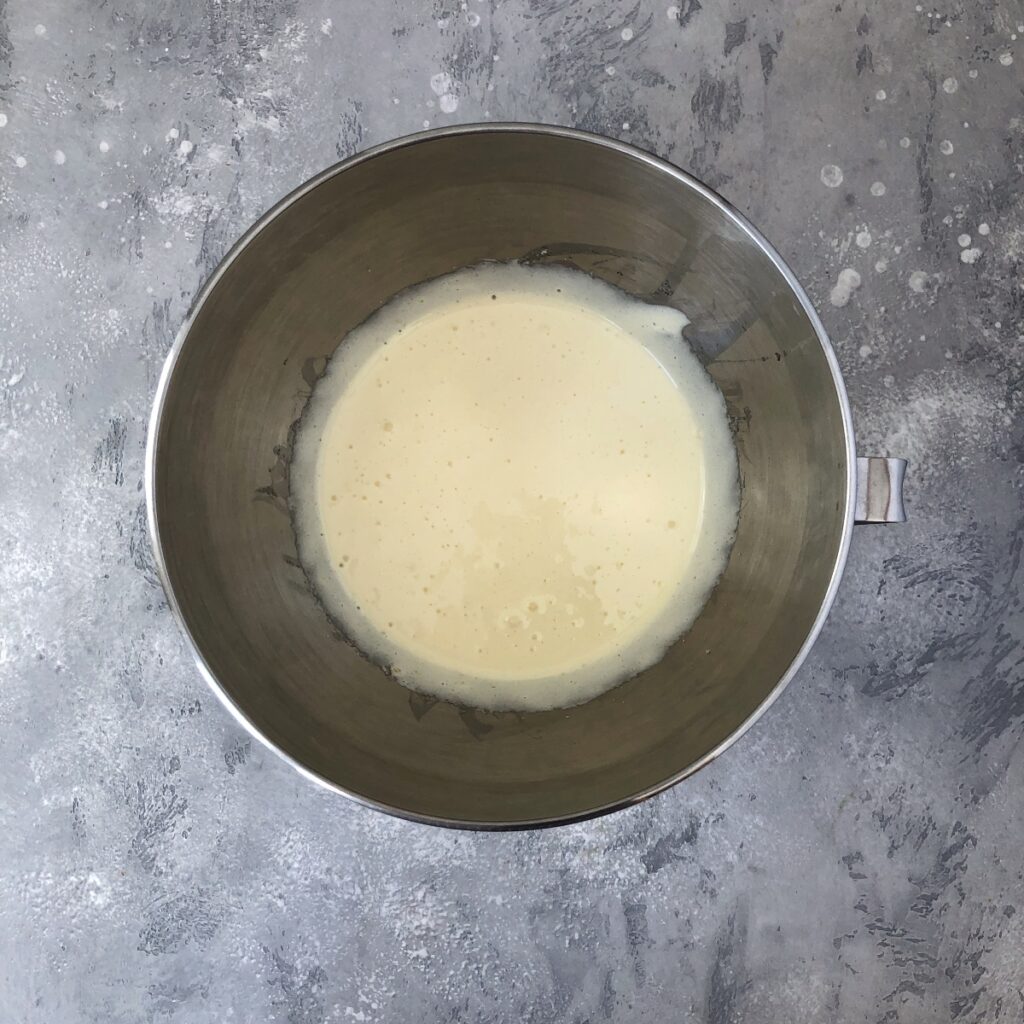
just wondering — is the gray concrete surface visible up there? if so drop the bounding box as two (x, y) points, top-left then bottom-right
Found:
(2, 0), (1023, 1020)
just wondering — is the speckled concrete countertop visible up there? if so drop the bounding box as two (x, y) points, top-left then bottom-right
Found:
(2, 1), (1022, 1020)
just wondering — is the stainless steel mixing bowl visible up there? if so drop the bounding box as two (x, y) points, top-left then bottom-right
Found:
(146, 124), (905, 828)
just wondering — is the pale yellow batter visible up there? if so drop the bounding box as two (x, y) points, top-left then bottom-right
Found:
(291, 263), (738, 711)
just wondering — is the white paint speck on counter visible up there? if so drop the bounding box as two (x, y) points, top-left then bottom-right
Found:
(830, 267), (862, 307)
(909, 270), (929, 292)
(429, 72), (453, 96)
(821, 164), (844, 188)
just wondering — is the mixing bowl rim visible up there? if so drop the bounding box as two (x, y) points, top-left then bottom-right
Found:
(145, 122), (857, 830)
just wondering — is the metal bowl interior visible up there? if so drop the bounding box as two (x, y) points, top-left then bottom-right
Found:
(147, 125), (854, 828)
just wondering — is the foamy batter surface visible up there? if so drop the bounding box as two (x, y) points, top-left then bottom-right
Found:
(291, 263), (738, 711)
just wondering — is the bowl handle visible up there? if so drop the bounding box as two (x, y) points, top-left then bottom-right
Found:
(855, 456), (907, 524)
